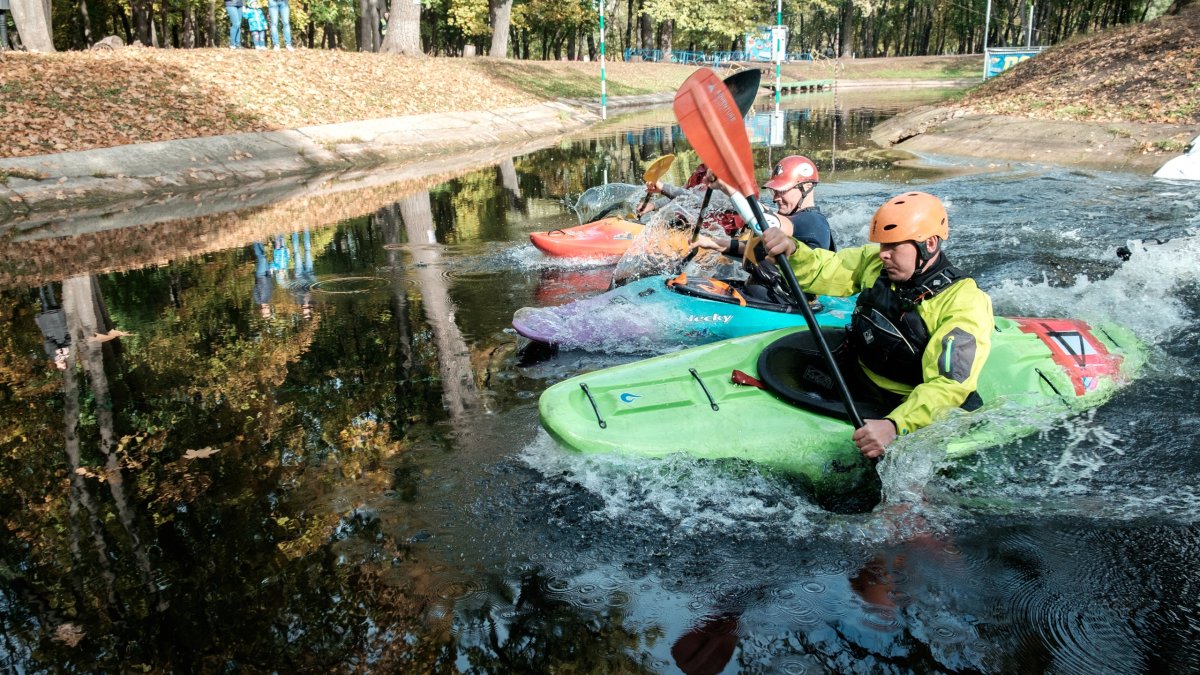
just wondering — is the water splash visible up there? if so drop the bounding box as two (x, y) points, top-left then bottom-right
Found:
(989, 232), (1200, 344)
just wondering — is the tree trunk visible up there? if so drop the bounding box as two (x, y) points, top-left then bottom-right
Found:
(638, 11), (651, 50)
(358, 0), (379, 51)
(566, 30), (575, 59)
(74, 0), (92, 48)
(117, 4), (132, 42)
(9, 0), (56, 51)
(625, 0), (633, 53)
(488, 0), (511, 57)
(838, 0), (853, 57)
(131, 0), (152, 45)
(205, 0), (214, 45)
(182, 4), (194, 46)
(586, 31), (595, 60)
(160, 0), (170, 47)
(379, 0), (420, 53)
(659, 18), (672, 60)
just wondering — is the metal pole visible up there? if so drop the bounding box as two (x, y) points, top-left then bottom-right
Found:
(1026, 2), (1034, 47)
(775, 0), (782, 114)
(982, 0), (992, 80)
(599, 0), (607, 119)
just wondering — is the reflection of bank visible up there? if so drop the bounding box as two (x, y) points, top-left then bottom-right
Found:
(672, 613), (740, 675)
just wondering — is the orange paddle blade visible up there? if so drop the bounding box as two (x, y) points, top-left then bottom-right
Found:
(673, 69), (757, 198)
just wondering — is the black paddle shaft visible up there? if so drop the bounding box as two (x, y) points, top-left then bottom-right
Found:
(675, 188), (715, 273)
(748, 199), (866, 429)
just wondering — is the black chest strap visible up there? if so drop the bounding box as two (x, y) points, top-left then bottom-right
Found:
(848, 258), (968, 385)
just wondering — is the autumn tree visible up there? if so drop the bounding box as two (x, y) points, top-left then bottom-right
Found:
(446, 0), (488, 52)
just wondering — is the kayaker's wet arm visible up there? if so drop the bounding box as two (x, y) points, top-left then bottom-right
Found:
(884, 282), (994, 435)
(766, 233), (878, 298)
(660, 183), (686, 200)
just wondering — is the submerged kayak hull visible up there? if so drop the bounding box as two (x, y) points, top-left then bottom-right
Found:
(538, 316), (1143, 495)
(529, 218), (644, 258)
(513, 274), (857, 352)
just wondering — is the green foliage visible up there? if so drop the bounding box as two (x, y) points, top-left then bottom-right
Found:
(447, 0), (490, 37)
(642, 0), (759, 42)
(512, 0), (596, 37)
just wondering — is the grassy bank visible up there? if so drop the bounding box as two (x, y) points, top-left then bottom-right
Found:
(0, 50), (982, 160)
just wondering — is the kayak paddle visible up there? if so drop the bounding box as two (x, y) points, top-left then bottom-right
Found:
(673, 68), (865, 430)
(675, 68), (763, 274)
(636, 153), (677, 212)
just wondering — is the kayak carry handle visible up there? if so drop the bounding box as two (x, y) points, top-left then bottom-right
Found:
(580, 383), (607, 428)
(689, 368), (720, 411)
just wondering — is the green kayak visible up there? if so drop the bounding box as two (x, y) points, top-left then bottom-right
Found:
(538, 316), (1145, 499)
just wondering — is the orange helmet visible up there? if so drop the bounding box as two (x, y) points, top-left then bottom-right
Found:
(763, 155), (819, 191)
(868, 192), (949, 243)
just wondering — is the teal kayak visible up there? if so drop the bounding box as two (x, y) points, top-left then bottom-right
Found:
(513, 273), (857, 352)
(538, 316), (1145, 500)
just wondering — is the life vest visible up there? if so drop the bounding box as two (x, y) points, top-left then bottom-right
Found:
(848, 257), (967, 385)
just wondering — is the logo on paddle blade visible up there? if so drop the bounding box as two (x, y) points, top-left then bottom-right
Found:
(619, 392), (641, 403)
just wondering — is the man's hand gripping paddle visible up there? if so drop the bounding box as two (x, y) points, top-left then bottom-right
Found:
(673, 68), (866, 430)
(676, 68), (762, 274)
(636, 153), (677, 213)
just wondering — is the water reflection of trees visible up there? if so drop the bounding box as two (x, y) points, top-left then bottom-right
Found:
(0, 198), (661, 668)
(0, 253), (462, 668)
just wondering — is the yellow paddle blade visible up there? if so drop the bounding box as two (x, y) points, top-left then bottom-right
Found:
(642, 153), (676, 183)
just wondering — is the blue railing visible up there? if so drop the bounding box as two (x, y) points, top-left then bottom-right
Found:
(623, 49), (816, 64)
(623, 48), (663, 62)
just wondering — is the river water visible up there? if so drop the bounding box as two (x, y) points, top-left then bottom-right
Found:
(1, 89), (1198, 673)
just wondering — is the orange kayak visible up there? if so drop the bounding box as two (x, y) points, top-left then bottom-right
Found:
(529, 218), (644, 258)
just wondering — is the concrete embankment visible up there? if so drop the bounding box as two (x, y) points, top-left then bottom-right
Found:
(872, 105), (1198, 175)
(0, 94), (668, 236)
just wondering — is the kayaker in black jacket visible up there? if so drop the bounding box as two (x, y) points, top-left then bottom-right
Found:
(691, 155), (836, 257)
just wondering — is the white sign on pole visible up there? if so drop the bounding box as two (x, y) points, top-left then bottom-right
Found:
(771, 25), (788, 63)
(770, 110), (785, 146)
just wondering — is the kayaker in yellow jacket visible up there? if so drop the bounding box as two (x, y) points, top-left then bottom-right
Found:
(761, 191), (994, 458)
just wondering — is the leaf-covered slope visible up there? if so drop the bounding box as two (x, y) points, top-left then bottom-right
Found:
(0, 50), (697, 159)
(963, 4), (1200, 124)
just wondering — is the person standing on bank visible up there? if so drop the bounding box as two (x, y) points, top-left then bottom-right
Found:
(244, 0), (268, 49)
(224, 0), (244, 47)
(761, 191), (994, 459)
(268, 0), (294, 50)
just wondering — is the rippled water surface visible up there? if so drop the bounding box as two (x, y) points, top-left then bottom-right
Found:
(2, 89), (1198, 672)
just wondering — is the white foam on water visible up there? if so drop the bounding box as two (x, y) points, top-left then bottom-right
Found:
(988, 232), (1200, 345)
(503, 242), (619, 271)
(895, 400), (1200, 526)
(519, 430), (828, 541)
